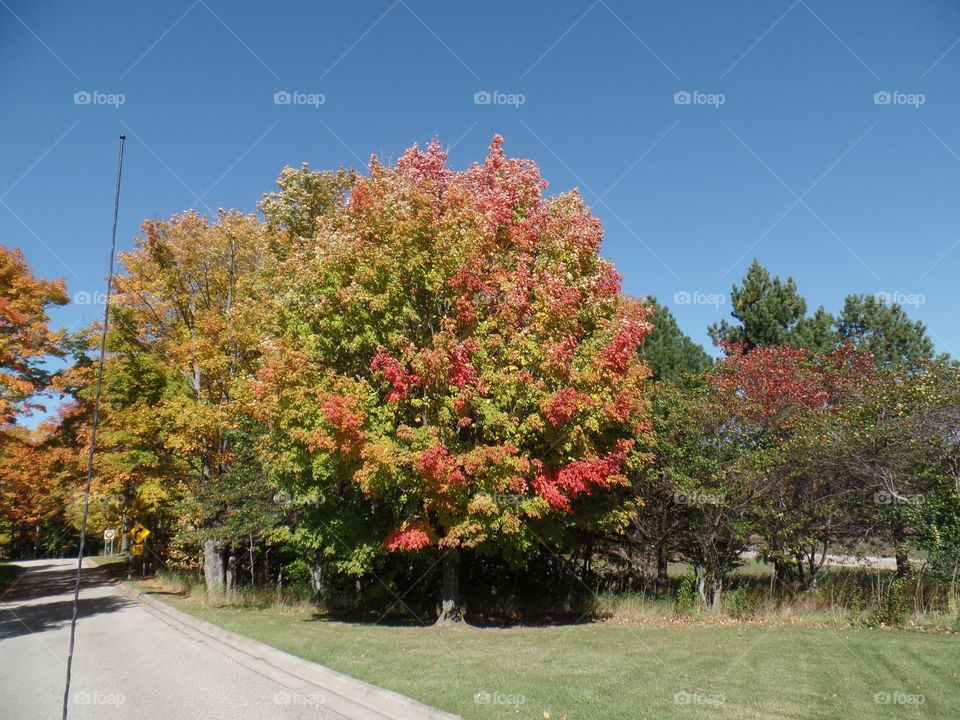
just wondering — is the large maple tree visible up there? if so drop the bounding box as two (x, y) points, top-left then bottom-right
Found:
(256, 137), (654, 621)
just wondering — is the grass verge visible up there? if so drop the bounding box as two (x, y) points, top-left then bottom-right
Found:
(135, 574), (960, 720)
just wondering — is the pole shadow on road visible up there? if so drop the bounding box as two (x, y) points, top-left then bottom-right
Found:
(0, 565), (130, 640)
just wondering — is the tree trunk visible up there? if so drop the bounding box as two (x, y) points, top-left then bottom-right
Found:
(225, 555), (236, 595)
(655, 548), (669, 597)
(773, 559), (790, 592)
(695, 567), (708, 606)
(120, 507), (129, 553)
(895, 547), (911, 577)
(203, 538), (225, 594)
(308, 562), (326, 603)
(712, 576), (723, 609)
(436, 553), (464, 624)
(248, 532), (256, 585)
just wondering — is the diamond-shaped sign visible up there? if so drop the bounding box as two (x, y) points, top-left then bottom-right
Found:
(127, 523), (150, 544)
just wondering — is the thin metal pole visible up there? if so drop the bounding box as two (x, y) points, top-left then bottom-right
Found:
(62, 134), (126, 720)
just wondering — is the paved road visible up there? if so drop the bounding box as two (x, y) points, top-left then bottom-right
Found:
(0, 559), (344, 720)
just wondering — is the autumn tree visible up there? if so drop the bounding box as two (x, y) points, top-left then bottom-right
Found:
(109, 211), (271, 591)
(628, 377), (751, 604)
(710, 342), (874, 589)
(258, 163), (355, 244)
(812, 360), (960, 576)
(0, 245), (68, 426)
(255, 137), (654, 622)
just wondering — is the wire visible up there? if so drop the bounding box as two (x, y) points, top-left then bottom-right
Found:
(61, 134), (126, 720)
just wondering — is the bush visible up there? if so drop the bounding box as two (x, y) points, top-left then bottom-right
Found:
(848, 585), (866, 621)
(675, 574), (696, 614)
(280, 559), (314, 600)
(867, 576), (913, 627)
(728, 585), (758, 619)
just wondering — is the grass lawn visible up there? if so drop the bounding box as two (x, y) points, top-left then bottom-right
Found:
(146, 587), (960, 720)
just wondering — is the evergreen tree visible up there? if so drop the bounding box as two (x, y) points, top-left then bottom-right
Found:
(639, 298), (712, 380)
(836, 294), (940, 370)
(709, 259), (837, 352)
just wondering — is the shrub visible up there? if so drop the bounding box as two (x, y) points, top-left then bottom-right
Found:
(675, 574), (696, 614)
(868, 576), (912, 627)
(728, 585), (758, 619)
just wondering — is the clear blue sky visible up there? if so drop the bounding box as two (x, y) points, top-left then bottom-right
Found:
(3, 1), (960, 380)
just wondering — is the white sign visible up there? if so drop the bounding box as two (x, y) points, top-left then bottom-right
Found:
(103, 528), (116, 540)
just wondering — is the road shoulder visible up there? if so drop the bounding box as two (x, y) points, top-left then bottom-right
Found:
(92, 561), (462, 720)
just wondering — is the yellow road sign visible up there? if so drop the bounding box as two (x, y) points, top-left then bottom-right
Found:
(128, 523), (151, 544)
(131, 543), (144, 557)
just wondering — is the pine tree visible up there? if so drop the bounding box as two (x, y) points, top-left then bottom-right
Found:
(709, 259), (837, 352)
(836, 294), (940, 370)
(639, 298), (712, 380)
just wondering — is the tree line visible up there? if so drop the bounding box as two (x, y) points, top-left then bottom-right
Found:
(2, 137), (958, 622)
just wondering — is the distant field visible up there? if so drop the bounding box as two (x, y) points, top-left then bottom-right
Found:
(146, 584), (960, 720)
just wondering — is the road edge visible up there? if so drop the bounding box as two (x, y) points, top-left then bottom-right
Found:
(88, 561), (463, 720)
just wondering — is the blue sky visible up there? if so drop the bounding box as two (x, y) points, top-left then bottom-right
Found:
(3, 1), (960, 389)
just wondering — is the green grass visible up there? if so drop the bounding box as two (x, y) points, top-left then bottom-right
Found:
(147, 586), (960, 720)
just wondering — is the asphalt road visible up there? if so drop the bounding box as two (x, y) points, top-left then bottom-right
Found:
(0, 559), (344, 720)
